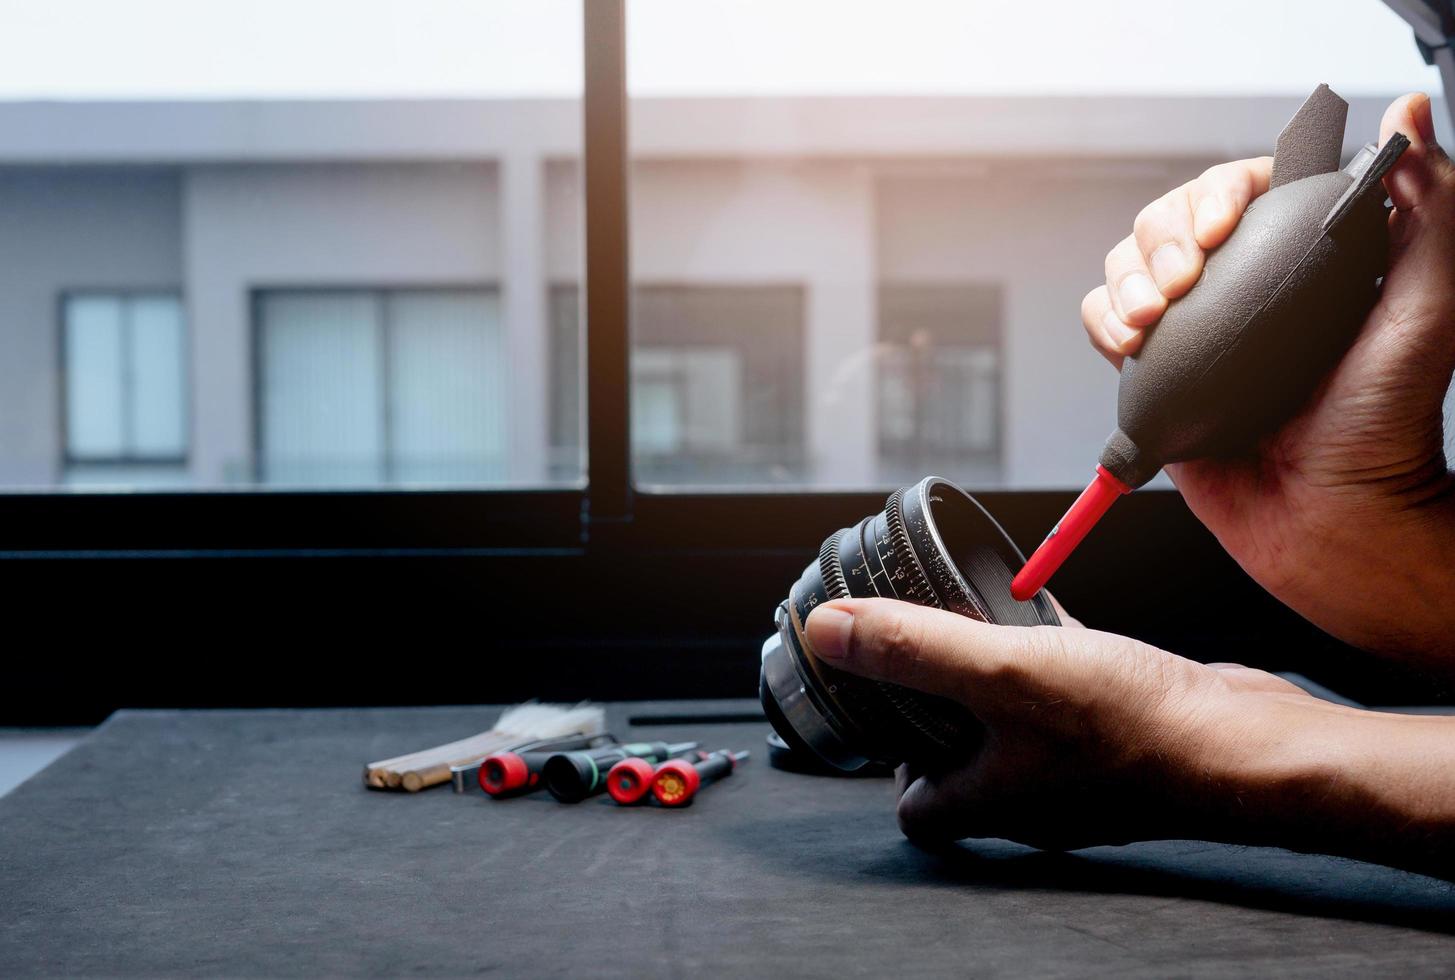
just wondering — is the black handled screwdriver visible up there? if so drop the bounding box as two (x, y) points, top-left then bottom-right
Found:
(544, 741), (698, 803)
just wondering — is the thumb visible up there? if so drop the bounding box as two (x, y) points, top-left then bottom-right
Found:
(1367, 93), (1455, 402)
(803, 597), (1047, 708)
(1379, 92), (1455, 214)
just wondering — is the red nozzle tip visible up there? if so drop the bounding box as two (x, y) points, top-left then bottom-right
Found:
(1010, 465), (1131, 601)
(651, 760), (701, 807)
(607, 757), (657, 805)
(480, 752), (529, 796)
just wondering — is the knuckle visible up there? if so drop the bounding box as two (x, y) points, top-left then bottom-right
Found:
(1022, 624), (1073, 670)
(1132, 194), (1177, 242)
(869, 608), (917, 674)
(983, 623), (1062, 691)
(1198, 160), (1237, 187)
(1131, 203), (1155, 240)
(1105, 236), (1135, 275)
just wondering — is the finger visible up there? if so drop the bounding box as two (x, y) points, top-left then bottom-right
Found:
(1184, 157), (1272, 250)
(1080, 285), (1141, 367)
(1379, 92), (1454, 215)
(803, 597), (1051, 709)
(1104, 234), (1166, 327)
(1370, 93), (1455, 396)
(896, 769), (976, 844)
(894, 762), (918, 802)
(1131, 185), (1202, 298)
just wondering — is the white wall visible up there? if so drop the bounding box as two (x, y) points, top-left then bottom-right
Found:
(182, 162), (505, 484)
(0, 169), (182, 486)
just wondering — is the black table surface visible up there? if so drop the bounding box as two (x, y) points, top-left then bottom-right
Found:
(2, 700), (1453, 978)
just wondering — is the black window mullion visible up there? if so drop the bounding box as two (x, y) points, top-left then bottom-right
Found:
(582, 0), (632, 527)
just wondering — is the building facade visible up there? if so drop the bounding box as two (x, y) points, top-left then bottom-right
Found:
(0, 95), (1447, 491)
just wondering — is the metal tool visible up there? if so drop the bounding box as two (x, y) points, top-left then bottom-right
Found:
(652, 750), (750, 807)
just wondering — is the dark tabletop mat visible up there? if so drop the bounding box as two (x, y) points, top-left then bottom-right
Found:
(2, 701), (1453, 978)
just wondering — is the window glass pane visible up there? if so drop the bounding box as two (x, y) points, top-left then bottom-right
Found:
(386, 290), (507, 485)
(626, 0), (1449, 488)
(127, 295), (187, 457)
(548, 283), (803, 485)
(63, 296), (126, 459)
(0, 1), (581, 490)
(259, 292), (384, 487)
(877, 284), (1000, 486)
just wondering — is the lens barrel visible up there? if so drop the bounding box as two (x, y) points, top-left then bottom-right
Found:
(759, 476), (1059, 771)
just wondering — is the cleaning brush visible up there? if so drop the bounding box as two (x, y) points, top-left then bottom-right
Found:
(363, 702), (606, 792)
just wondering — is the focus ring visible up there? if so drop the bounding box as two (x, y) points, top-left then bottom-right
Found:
(876, 488), (970, 754)
(818, 532), (849, 600)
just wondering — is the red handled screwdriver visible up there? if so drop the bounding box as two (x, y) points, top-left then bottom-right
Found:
(477, 734), (609, 797)
(607, 751), (720, 804)
(480, 749), (563, 798)
(651, 750), (749, 807)
(606, 756), (659, 804)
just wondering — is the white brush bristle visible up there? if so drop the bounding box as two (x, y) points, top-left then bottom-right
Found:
(493, 701), (605, 740)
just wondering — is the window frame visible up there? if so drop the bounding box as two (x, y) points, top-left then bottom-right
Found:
(5, 0), (1375, 726)
(249, 282), (508, 488)
(58, 286), (190, 472)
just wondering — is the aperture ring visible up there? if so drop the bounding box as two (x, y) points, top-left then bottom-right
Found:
(884, 487), (940, 609)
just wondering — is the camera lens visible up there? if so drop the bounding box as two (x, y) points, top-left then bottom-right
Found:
(759, 476), (1059, 771)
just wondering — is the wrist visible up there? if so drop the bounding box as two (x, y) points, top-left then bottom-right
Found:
(1178, 691), (1455, 873)
(1276, 472), (1455, 670)
(1159, 689), (1327, 844)
(1341, 474), (1455, 662)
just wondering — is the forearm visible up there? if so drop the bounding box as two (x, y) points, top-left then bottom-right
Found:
(1188, 696), (1455, 878)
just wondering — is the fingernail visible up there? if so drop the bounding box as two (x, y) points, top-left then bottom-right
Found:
(1102, 311), (1139, 352)
(1413, 93), (1436, 143)
(1193, 196), (1226, 239)
(807, 606), (854, 662)
(1117, 272), (1161, 319)
(1149, 243), (1187, 289)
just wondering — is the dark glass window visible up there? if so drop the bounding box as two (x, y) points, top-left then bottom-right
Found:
(877, 284), (1002, 485)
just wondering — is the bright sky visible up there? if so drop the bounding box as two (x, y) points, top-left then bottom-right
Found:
(0, 0), (1440, 100)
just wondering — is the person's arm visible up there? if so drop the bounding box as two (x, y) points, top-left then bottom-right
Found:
(1194, 700), (1455, 878)
(1080, 92), (1455, 676)
(804, 598), (1455, 877)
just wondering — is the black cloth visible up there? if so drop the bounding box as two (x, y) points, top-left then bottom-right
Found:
(1, 701), (1453, 977)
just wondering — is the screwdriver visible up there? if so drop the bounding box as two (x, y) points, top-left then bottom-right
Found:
(471, 734), (607, 796)
(651, 750), (749, 807)
(543, 741), (698, 803)
(607, 755), (677, 805)
(606, 751), (723, 804)
(1009, 84), (1409, 601)
(480, 745), (588, 798)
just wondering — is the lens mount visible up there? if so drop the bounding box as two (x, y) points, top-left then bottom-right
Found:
(760, 476), (1059, 770)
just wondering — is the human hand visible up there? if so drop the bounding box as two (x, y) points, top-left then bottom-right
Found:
(803, 597), (1311, 849)
(803, 597), (1455, 875)
(1080, 94), (1455, 669)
